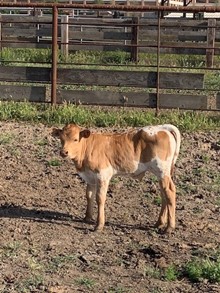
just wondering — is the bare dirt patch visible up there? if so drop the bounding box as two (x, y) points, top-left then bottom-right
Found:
(0, 121), (219, 293)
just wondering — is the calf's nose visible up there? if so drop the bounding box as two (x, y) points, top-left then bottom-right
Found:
(60, 149), (68, 157)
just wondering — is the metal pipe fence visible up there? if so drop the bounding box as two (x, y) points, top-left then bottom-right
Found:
(0, 2), (219, 111)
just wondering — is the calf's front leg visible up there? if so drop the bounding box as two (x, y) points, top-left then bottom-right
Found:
(95, 179), (110, 232)
(84, 184), (96, 223)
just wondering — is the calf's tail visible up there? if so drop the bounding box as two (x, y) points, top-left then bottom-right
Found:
(163, 124), (181, 176)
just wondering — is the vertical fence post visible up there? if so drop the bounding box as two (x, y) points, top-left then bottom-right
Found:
(131, 17), (139, 63)
(206, 18), (216, 69)
(126, 0), (130, 19)
(51, 5), (58, 105)
(141, 0), (145, 18)
(156, 11), (161, 116)
(0, 16), (2, 53)
(83, 0), (87, 16)
(61, 15), (69, 59)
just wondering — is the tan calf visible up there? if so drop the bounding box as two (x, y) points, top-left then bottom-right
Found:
(52, 123), (181, 233)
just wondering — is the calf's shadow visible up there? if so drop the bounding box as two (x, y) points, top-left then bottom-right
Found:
(0, 203), (150, 232)
(0, 203), (74, 225)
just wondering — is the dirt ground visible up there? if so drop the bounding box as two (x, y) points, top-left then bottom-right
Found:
(0, 121), (219, 293)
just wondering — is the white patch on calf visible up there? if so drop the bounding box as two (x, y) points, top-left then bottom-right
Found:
(97, 166), (116, 181)
(142, 125), (161, 136)
(79, 166), (116, 185)
(133, 154), (173, 179)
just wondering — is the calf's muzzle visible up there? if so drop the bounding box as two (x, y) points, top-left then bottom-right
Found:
(60, 149), (68, 158)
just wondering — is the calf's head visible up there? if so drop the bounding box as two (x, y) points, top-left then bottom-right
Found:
(52, 124), (90, 159)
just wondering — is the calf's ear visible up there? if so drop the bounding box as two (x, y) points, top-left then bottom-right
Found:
(51, 128), (61, 138)
(80, 129), (91, 139)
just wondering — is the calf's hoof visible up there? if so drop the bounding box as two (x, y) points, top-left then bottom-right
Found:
(94, 225), (104, 232)
(164, 226), (175, 234)
(83, 217), (94, 224)
(154, 221), (166, 230)
(84, 216), (94, 224)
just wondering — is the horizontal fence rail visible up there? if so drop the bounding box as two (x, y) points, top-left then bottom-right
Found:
(1, 16), (219, 62)
(0, 66), (209, 110)
(0, 2), (219, 111)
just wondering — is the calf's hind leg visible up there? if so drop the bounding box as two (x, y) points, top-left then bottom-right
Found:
(158, 176), (176, 233)
(154, 191), (168, 230)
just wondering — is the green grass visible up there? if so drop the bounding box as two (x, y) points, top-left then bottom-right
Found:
(1, 48), (53, 65)
(1, 48), (220, 70)
(184, 257), (220, 283)
(0, 101), (219, 131)
(140, 249), (220, 284)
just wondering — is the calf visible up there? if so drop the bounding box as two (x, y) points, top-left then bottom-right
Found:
(52, 123), (181, 233)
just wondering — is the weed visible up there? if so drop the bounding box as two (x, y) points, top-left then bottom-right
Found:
(215, 197), (220, 207)
(47, 158), (62, 167)
(1, 241), (22, 258)
(148, 174), (158, 184)
(60, 50), (101, 65)
(27, 257), (44, 272)
(47, 254), (75, 272)
(0, 133), (14, 145)
(200, 153), (211, 163)
(10, 148), (21, 158)
(153, 196), (162, 206)
(110, 177), (121, 185)
(18, 274), (44, 292)
(192, 167), (205, 177)
(192, 207), (203, 214)
(101, 51), (131, 65)
(144, 265), (161, 279)
(35, 139), (48, 146)
(179, 182), (197, 195)
(75, 277), (95, 289)
(164, 265), (179, 281)
(177, 55), (205, 68)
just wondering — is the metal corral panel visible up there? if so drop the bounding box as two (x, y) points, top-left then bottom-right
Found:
(166, 12), (220, 18)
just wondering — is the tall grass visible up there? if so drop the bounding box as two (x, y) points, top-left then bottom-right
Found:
(1, 48), (53, 65)
(0, 101), (219, 131)
(0, 48), (132, 66)
(0, 48), (216, 70)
